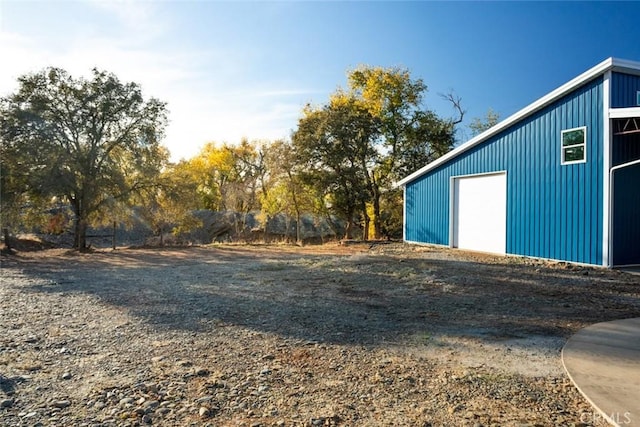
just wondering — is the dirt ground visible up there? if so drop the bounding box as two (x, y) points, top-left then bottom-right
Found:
(1, 242), (639, 426)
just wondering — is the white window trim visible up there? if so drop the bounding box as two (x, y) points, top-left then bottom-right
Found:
(561, 126), (587, 165)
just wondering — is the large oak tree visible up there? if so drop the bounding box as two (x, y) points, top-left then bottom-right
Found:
(348, 66), (463, 238)
(293, 97), (380, 239)
(292, 66), (463, 240)
(0, 67), (168, 249)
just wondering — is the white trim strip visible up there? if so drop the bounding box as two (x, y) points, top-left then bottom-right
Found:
(402, 185), (407, 242)
(611, 59), (640, 76)
(449, 171), (508, 254)
(602, 71), (611, 267)
(396, 57), (640, 187)
(448, 176), (455, 248)
(448, 170), (508, 249)
(610, 158), (640, 174)
(448, 170), (508, 180)
(609, 107), (640, 119)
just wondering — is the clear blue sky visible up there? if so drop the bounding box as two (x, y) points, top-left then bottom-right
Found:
(1, 1), (639, 161)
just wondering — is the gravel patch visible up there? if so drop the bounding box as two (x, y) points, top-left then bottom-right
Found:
(1, 243), (638, 426)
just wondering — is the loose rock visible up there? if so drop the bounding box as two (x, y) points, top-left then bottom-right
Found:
(198, 406), (211, 418)
(1, 244), (631, 426)
(51, 400), (71, 409)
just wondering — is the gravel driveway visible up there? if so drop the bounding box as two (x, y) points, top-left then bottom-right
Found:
(1, 243), (639, 426)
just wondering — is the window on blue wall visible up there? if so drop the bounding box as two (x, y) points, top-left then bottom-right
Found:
(561, 127), (587, 164)
(637, 90), (640, 106)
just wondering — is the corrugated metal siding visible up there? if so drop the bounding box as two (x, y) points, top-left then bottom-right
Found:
(405, 168), (451, 245)
(612, 133), (640, 166)
(611, 73), (640, 265)
(611, 72), (640, 107)
(405, 77), (604, 265)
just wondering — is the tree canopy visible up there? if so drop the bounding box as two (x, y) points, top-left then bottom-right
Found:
(293, 97), (380, 238)
(1, 64), (470, 247)
(469, 108), (501, 137)
(292, 65), (462, 239)
(0, 67), (168, 249)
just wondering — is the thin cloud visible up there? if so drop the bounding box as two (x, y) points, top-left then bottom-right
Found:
(86, 0), (166, 42)
(255, 89), (322, 98)
(0, 1), (319, 162)
(0, 31), (49, 93)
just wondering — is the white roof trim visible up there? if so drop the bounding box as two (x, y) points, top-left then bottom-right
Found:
(609, 107), (640, 119)
(396, 57), (640, 187)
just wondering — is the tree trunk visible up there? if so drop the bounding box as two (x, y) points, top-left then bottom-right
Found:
(344, 221), (352, 240)
(287, 171), (302, 245)
(372, 184), (382, 239)
(3, 227), (13, 253)
(74, 217), (88, 250)
(362, 203), (370, 241)
(284, 215), (290, 243)
(112, 221), (117, 250)
(71, 196), (88, 250)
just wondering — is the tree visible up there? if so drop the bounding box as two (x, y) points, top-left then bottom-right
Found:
(183, 142), (231, 211)
(290, 66), (464, 240)
(227, 138), (267, 216)
(185, 140), (266, 212)
(135, 163), (202, 246)
(260, 139), (315, 243)
(0, 144), (32, 251)
(346, 66), (463, 238)
(0, 141), (21, 247)
(469, 108), (500, 136)
(292, 98), (380, 239)
(0, 67), (168, 249)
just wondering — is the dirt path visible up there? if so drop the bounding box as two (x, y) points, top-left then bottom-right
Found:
(1, 243), (638, 426)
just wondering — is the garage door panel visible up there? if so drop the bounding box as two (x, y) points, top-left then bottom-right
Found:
(453, 173), (506, 254)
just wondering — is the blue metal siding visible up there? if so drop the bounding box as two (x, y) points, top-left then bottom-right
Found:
(405, 77), (604, 265)
(612, 133), (640, 166)
(405, 168), (451, 245)
(611, 72), (640, 107)
(611, 72), (640, 264)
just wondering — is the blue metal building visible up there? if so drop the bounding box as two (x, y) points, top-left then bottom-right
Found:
(397, 58), (640, 267)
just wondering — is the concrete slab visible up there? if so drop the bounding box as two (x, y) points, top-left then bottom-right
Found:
(562, 318), (640, 427)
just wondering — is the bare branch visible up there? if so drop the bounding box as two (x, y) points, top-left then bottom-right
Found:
(439, 91), (466, 126)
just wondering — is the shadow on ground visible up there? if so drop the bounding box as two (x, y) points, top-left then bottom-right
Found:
(6, 245), (640, 349)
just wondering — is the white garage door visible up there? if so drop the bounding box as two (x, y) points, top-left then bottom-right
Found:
(453, 173), (506, 254)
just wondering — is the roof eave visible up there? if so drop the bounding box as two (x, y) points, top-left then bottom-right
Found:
(396, 57), (640, 188)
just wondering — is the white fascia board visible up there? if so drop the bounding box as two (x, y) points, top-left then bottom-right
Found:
(610, 57), (640, 76)
(609, 107), (640, 118)
(396, 57), (640, 188)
